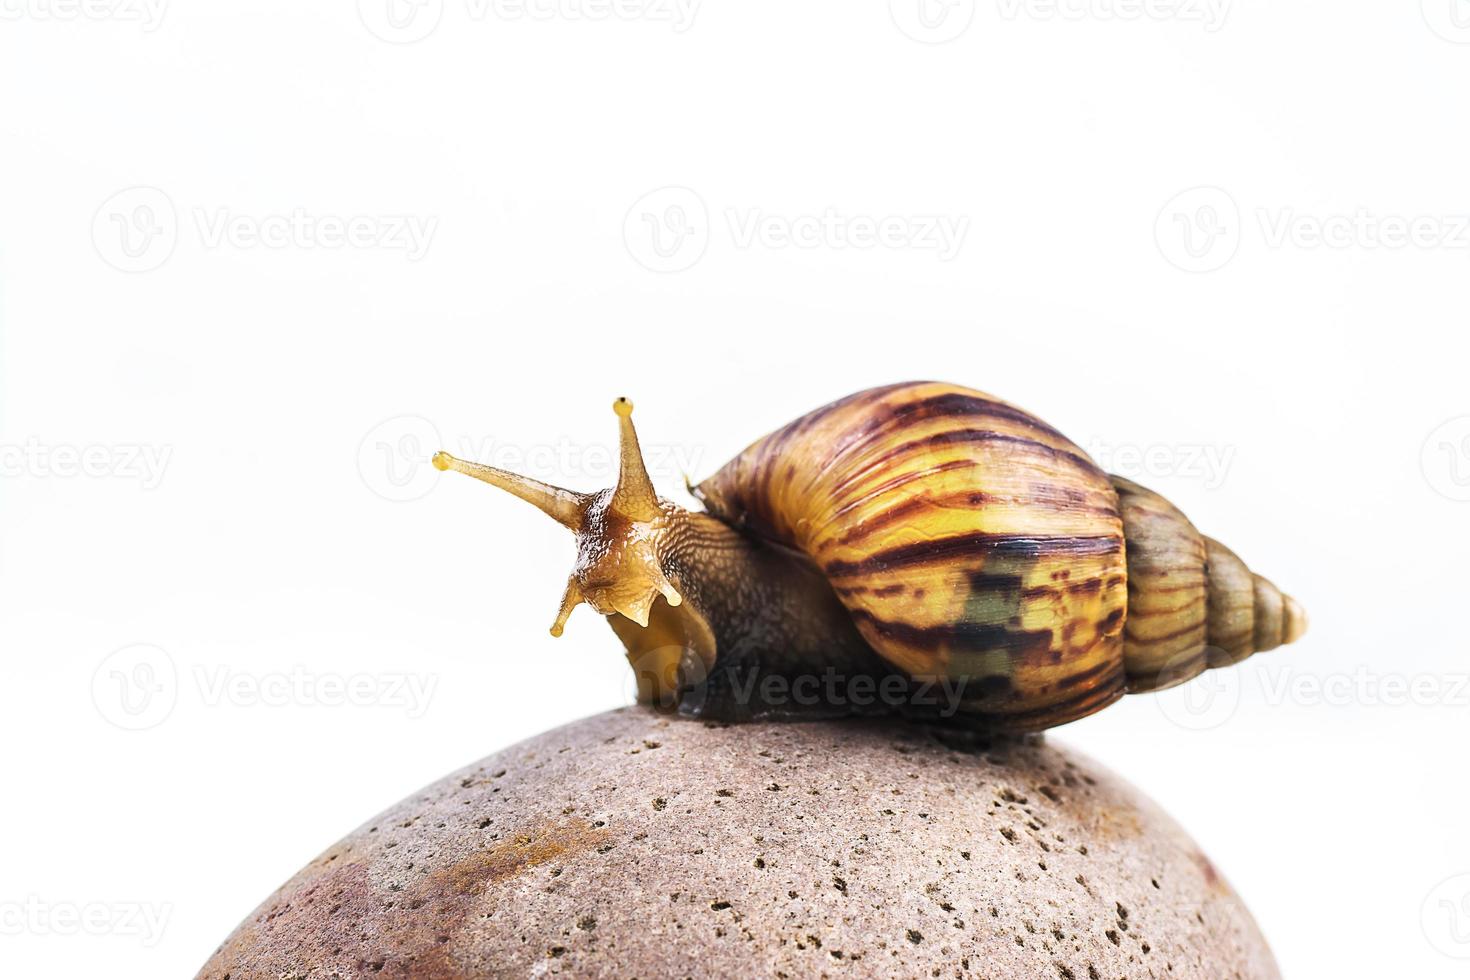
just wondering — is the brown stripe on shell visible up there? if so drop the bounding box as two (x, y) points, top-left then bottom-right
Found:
(1125, 650), (1208, 694)
(1112, 476), (1210, 692)
(847, 607), (1055, 658)
(955, 657), (1127, 734)
(1129, 614), (1210, 645)
(1050, 655), (1122, 692)
(823, 531), (1123, 579)
(829, 428), (1106, 503)
(1021, 575), (1110, 601)
(833, 485), (1121, 549)
(821, 390), (1085, 485)
(827, 458), (979, 524)
(1203, 536), (1255, 667)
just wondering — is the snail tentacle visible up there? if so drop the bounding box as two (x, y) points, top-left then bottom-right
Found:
(431, 451), (587, 529)
(611, 397), (662, 522)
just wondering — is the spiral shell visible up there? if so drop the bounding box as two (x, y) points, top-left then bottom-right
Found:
(695, 382), (1305, 730)
(1111, 476), (1304, 691)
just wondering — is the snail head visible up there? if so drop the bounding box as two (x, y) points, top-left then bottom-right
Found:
(432, 398), (683, 636)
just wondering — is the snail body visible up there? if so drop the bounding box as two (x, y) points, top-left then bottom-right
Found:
(433, 382), (1305, 733)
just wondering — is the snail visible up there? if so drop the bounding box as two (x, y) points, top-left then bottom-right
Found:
(432, 382), (1306, 732)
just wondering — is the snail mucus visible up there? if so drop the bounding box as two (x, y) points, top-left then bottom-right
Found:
(432, 382), (1306, 733)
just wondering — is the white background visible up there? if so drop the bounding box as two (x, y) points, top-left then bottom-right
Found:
(2, 2), (1468, 977)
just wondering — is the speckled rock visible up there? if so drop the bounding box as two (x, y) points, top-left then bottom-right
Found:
(198, 708), (1278, 979)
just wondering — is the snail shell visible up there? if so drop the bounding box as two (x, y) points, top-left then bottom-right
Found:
(693, 382), (1305, 729)
(434, 381), (1306, 732)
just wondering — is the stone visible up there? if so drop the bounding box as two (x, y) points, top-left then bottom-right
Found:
(197, 708), (1279, 979)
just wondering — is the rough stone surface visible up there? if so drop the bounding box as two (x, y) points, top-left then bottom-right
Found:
(198, 708), (1279, 979)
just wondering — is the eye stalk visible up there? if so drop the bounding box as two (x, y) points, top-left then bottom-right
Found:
(429, 450), (588, 529)
(610, 397), (662, 522)
(434, 398), (683, 638)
